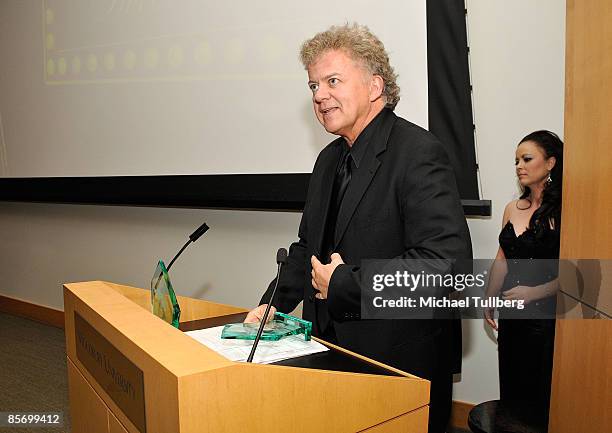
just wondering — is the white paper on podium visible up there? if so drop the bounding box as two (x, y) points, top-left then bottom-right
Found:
(185, 325), (329, 364)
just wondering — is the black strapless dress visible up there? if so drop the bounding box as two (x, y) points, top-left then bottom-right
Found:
(497, 221), (559, 422)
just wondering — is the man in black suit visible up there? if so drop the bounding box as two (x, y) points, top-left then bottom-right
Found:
(246, 24), (471, 433)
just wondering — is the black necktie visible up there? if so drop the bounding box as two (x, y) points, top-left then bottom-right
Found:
(321, 150), (352, 261)
(315, 149), (352, 337)
(334, 150), (352, 211)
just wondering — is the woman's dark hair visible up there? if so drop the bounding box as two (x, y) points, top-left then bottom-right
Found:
(518, 130), (564, 233)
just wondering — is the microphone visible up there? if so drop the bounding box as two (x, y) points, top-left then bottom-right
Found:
(246, 248), (288, 363)
(166, 222), (209, 271)
(152, 222), (209, 307)
(276, 247), (288, 265)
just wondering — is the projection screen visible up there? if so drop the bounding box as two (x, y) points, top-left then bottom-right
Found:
(0, 0), (483, 212)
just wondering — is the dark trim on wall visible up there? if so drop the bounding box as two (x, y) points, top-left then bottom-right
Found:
(0, 175), (491, 216)
(427, 0), (480, 200)
(461, 199), (492, 217)
(0, 174), (309, 211)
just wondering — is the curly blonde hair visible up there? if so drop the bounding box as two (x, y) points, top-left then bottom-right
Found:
(299, 23), (400, 110)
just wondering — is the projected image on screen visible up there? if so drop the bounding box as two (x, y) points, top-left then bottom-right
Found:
(1, 1), (428, 177)
(43, 0), (307, 84)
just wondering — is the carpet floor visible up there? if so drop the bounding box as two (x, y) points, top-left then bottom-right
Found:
(0, 312), (70, 433)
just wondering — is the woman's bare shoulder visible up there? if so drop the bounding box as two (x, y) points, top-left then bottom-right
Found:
(502, 200), (519, 225)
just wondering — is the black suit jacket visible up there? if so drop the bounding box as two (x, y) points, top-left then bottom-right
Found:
(262, 108), (472, 376)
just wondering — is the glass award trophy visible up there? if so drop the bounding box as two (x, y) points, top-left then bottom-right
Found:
(221, 312), (312, 341)
(150, 260), (181, 328)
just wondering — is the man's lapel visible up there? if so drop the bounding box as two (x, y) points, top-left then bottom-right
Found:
(333, 109), (397, 248)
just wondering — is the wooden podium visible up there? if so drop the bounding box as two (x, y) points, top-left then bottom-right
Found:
(64, 281), (430, 433)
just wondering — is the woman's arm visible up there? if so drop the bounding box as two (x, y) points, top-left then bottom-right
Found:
(484, 246), (508, 330)
(502, 278), (560, 304)
(483, 202), (514, 330)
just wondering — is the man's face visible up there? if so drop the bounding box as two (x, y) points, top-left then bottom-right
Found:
(307, 49), (377, 144)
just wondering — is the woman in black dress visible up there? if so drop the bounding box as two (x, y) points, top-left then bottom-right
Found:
(484, 130), (564, 423)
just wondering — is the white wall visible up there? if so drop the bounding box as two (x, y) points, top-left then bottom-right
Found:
(0, 0), (565, 405)
(0, 202), (300, 309)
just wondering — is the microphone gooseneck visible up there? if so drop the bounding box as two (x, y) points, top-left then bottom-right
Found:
(246, 248), (288, 363)
(166, 222), (210, 271)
